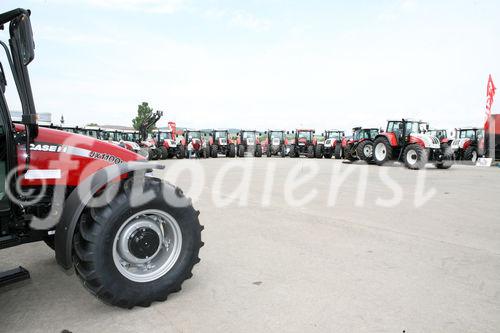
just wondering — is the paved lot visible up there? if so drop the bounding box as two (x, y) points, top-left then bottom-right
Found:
(1, 158), (500, 332)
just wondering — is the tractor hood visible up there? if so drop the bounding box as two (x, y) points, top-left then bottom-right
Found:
(409, 133), (441, 149)
(16, 125), (146, 186)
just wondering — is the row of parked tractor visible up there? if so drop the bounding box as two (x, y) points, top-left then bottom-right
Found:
(49, 117), (485, 171)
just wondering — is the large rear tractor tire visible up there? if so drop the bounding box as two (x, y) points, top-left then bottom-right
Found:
(373, 137), (392, 166)
(281, 145), (287, 157)
(266, 147), (272, 157)
(344, 144), (357, 162)
(160, 146), (169, 160)
(289, 145), (296, 158)
(334, 145), (343, 159)
(73, 178), (203, 309)
(210, 145), (218, 158)
(237, 144), (245, 157)
(403, 144), (427, 170)
(315, 145), (323, 159)
(463, 146), (478, 164)
(436, 144), (453, 169)
(307, 145), (315, 158)
(255, 144), (263, 157)
(228, 144), (236, 158)
(176, 146), (186, 159)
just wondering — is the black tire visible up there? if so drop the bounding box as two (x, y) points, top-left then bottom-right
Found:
(73, 178), (203, 309)
(266, 147), (272, 157)
(436, 144), (453, 169)
(315, 145), (323, 159)
(228, 144), (236, 158)
(237, 144), (245, 157)
(403, 144), (427, 170)
(334, 144), (342, 159)
(281, 145), (287, 157)
(344, 144), (357, 162)
(203, 146), (209, 159)
(177, 145), (185, 159)
(289, 145), (296, 158)
(160, 147), (169, 160)
(307, 145), (315, 158)
(373, 137), (392, 166)
(356, 141), (374, 162)
(255, 144), (262, 157)
(463, 146), (478, 163)
(210, 145), (218, 158)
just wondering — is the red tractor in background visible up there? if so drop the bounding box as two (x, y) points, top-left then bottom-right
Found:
(183, 129), (209, 158)
(237, 130), (262, 157)
(372, 119), (452, 169)
(263, 130), (287, 157)
(154, 128), (185, 159)
(289, 129), (318, 158)
(317, 130), (345, 159)
(0, 8), (202, 308)
(450, 127), (485, 163)
(209, 129), (236, 157)
(343, 127), (379, 162)
(428, 129), (451, 145)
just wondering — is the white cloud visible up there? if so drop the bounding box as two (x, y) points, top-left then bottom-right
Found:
(229, 11), (271, 32)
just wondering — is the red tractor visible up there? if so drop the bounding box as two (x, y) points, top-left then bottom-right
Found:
(450, 127), (485, 163)
(154, 129), (185, 159)
(183, 129), (209, 158)
(237, 130), (262, 157)
(343, 127), (379, 162)
(263, 130), (287, 157)
(0, 8), (202, 308)
(372, 119), (452, 169)
(288, 129), (318, 158)
(208, 129), (236, 157)
(317, 130), (345, 159)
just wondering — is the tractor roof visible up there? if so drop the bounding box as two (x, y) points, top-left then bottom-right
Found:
(296, 129), (315, 132)
(267, 129), (285, 132)
(456, 127), (481, 131)
(387, 119), (426, 123)
(325, 129), (344, 132)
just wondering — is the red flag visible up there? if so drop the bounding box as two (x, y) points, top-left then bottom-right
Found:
(485, 74), (496, 130)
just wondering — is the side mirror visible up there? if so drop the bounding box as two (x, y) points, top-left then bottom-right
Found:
(264, 131), (267, 134)
(292, 130), (295, 134)
(287, 131), (289, 134)
(13, 13), (35, 66)
(313, 130), (316, 134)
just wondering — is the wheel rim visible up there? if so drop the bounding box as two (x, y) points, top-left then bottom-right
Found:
(406, 149), (418, 165)
(374, 143), (386, 160)
(112, 209), (182, 283)
(471, 150), (478, 162)
(363, 145), (373, 158)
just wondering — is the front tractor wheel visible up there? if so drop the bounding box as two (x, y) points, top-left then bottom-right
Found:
(356, 141), (373, 162)
(307, 145), (315, 158)
(373, 138), (392, 166)
(255, 144), (263, 157)
(73, 179), (203, 309)
(403, 144), (427, 170)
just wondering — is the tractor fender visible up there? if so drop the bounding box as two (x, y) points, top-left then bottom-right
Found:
(55, 161), (165, 270)
(375, 133), (398, 146)
(408, 135), (426, 147)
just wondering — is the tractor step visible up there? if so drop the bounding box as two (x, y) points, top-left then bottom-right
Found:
(0, 266), (30, 287)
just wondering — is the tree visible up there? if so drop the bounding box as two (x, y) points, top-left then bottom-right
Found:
(86, 122), (98, 127)
(132, 102), (154, 132)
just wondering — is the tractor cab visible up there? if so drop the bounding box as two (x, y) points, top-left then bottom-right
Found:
(289, 129), (318, 158)
(294, 129), (315, 145)
(84, 126), (101, 139)
(324, 130), (344, 141)
(428, 129), (449, 143)
(455, 127), (483, 141)
(211, 129), (230, 146)
(238, 130), (260, 147)
(385, 119), (429, 144)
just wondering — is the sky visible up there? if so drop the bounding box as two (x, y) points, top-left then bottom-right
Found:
(0, 0), (499, 132)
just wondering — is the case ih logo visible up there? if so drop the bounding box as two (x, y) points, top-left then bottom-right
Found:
(30, 143), (68, 153)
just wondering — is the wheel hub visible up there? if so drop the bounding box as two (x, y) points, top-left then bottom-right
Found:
(128, 228), (160, 259)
